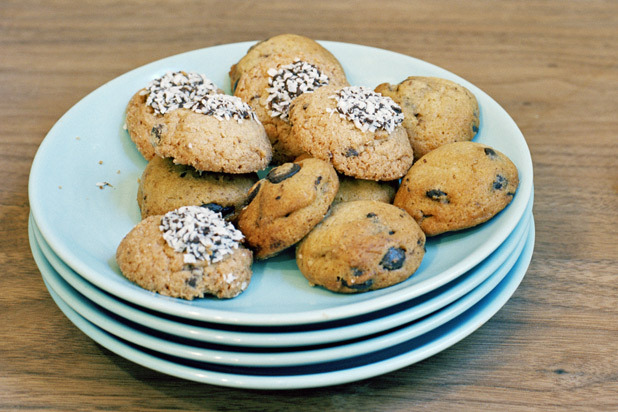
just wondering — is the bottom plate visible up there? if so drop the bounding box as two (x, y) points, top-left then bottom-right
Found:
(36, 219), (535, 389)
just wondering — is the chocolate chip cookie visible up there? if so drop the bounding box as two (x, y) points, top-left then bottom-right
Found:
(375, 76), (479, 160)
(237, 157), (339, 259)
(296, 200), (425, 293)
(137, 156), (258, 221)
(393, 141), (519, 236)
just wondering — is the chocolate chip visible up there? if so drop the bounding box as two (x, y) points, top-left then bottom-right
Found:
(201, 203), (235, 218)
(179, 171), (187, 178)
(380, 247), (406, 270)
(151, 124), (164, 141)
(507, 191), (516, 197)
(426, 189), (449, 203)
(245, 182), (261, 204)
(473, 124), (479, 133)
(185, 273), (199, 288)
(315, 176), (322, 186)
(366, 213), (376, 218)
(351, 267), (364, 277)
(493, 175), (508, 190)
(266, 163), (301, 184)
(341, 278), (373, 290)
(345, 147), (359, 157)
(484, 147), (498, 159)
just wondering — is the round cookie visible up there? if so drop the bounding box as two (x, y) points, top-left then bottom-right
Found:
(116, 206), (253, 300)
(137, 155), (259, 221)
(229, 34), (347, 96)
(393, 141), (519, 236)
(296, 200), (426, 293)
(233, 41), (349, 164)
(333, 175), (398, 205)
(288, 85), (414, 181)
(125, 71), (222, 161)
(150, 93), (272, 173)
(375, 76), (479, 160)
(237, 157), (339, 259)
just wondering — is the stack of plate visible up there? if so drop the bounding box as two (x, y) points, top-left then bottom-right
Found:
(28, 41), (534, 390)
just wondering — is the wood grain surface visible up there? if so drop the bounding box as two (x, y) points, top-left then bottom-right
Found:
(1, 1), (616, 410)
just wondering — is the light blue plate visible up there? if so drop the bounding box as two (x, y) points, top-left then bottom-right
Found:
(31, 214), (530, 366)
(30, 195), (531, 347)
(38, 220), (535, 389)
(29, 41), (533, 326)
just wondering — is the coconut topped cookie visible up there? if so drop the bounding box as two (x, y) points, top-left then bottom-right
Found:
(149, 92), (272, 174)
(231, 34), (349, 164)
(116, 205), (253, 300)
(289, 85), (413, 181)
(125, 71), (222, 160)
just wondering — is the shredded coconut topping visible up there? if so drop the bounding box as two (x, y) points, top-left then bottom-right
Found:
(145, 71), (219, 115)
(190, 94), (259, 123)
(159, 206), (244, 265)
(266, 59), (329, 121)
(326, 86), (404, 133)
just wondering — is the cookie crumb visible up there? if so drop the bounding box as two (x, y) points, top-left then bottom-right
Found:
(95, 182), (113, 189)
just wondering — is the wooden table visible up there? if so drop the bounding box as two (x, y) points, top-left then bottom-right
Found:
(1, 1), (616, 410)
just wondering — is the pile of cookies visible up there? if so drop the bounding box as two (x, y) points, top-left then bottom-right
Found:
(116, 34), (519, 300)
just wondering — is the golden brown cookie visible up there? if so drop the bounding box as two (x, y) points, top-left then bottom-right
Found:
(289, 85), (414, 181)
(393, 141), (519, 236)
(125, 71), (222, 161)
(137, 156), (258, 221)
(237, 157), (339, 259)
(296, 200), (425, 293)
(375, 76), (479, 160)
(232, 35), (349, 164)
(116, 206), (253, 300)
(150, 93), (272, 173)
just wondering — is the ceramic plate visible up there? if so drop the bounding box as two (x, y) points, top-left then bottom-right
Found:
(31, 197), (531, 347)
(29, 41), (533, 326)
(37, 219), (535, 389)
(32, 215), (529, 366)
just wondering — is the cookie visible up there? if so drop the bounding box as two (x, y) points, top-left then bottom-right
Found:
(137, 156), (258, 221)
(333, 175), (398, 205)
(116, 206), (253, 300)
(296, 200), (425, 293)
(229, 34), (347, 96)
(125, 71), (222, 161)
(237, 157), (339, 259)
(232, 35), (349, 164)
(289, 85), (414, 181)
(393, 141), (519, 236)
(375, 76), (479, 160)
(150, 93), (272, 173)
